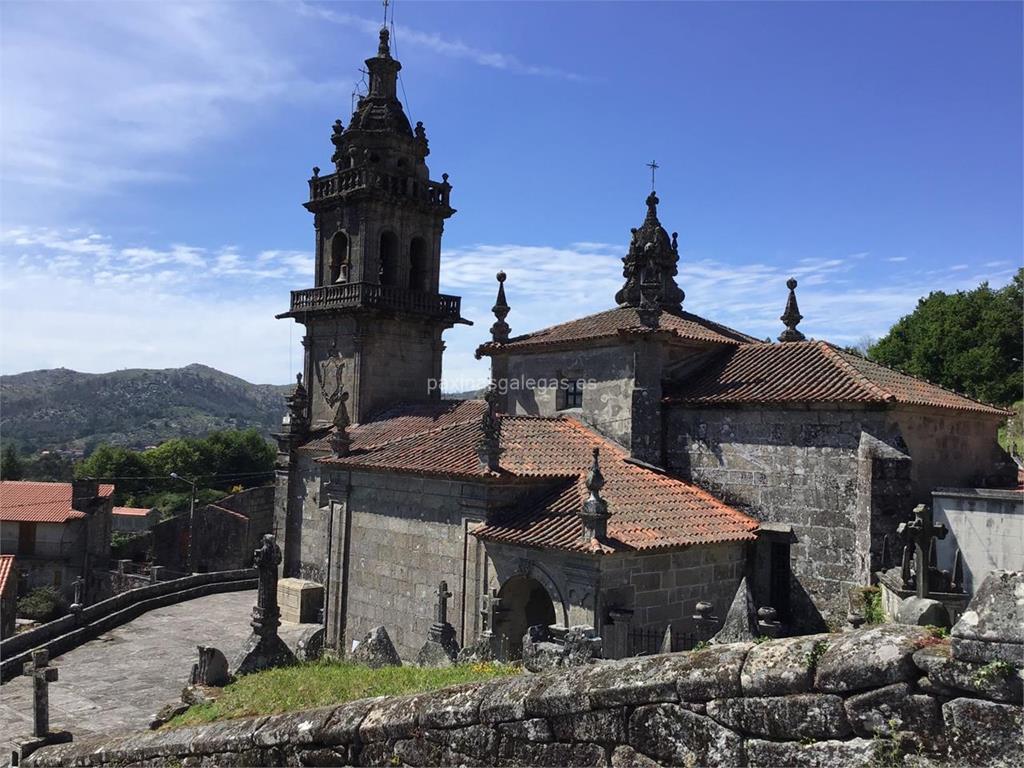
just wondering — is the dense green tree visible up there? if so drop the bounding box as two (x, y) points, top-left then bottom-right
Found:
(1, 445), (25, 480)
(869, 269), (1023, 406)
(75, 444), (151, 503)
(23, 452), (74, 483)
(74, 429), (274, 508)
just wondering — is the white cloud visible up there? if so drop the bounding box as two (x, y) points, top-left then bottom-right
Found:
(295, 2), (585, 81)
(2, 225), (1017, 392)
(0, 2), (344, 212)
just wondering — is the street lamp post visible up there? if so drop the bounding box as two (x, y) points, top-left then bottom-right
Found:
(170, 473), (198, 574)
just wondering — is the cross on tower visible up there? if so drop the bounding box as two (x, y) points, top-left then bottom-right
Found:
(897, 504), (948, 599)
(646, 160), (659, 191)
(23, 649), (58, 738)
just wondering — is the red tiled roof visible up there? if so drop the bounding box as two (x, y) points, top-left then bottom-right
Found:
(0, 481), (115, 524)
(300, 399), (486, 453)
(667, 341), (1010, 417)
(318, 407), (758, 553)
(0, 555), (14, 596)
(476, 306), (758, 356)
(112, 506), (153, 517)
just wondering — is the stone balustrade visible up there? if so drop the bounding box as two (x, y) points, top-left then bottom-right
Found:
(0, 570), (257, 682)
(285, 282), (462, 321)
(308, 168), (451, 209)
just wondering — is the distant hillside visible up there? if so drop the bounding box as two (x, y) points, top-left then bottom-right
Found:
(0, 364), (291, 454)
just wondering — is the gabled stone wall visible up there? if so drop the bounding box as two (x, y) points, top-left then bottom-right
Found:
(665, 404), (908, 630)
(24, 625), (1022, 767)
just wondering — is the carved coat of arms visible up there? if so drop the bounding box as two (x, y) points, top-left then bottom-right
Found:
(316, 346), (350, 429)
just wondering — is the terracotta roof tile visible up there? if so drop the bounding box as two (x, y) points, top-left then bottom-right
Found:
(300, 399), (486, 453)
(0, 555), (14, 596)
(318, 407), (758, 553)
(0, 481), (114, 524)
(667, 340), (1010, 417)
(476, 306), (758, 356)
(112, 506), (153, 517)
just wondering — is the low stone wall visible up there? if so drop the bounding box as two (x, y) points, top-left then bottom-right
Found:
(0, 570), (256, 681)
(24, 625), (1023, 767)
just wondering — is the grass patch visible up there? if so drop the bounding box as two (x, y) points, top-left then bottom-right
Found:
(166, 659), (519, 728)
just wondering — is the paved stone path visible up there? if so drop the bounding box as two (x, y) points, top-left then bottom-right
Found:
(0, 590), (312, 754)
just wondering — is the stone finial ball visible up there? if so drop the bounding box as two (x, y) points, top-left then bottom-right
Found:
(787, 277), (798, 290)
(496, 271), (506, 283)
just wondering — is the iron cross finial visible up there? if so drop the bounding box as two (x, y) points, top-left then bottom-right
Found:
(646, 160), (659, 191)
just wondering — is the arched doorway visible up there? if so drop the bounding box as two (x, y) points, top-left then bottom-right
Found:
(496, 575), (556, 660)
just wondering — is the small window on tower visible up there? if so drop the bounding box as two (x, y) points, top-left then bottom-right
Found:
(561, 378), (584, 410)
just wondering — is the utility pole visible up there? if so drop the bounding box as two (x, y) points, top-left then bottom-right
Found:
(170, 473), (198, 574)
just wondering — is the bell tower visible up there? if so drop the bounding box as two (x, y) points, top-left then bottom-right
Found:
(278, 27), (467, 426)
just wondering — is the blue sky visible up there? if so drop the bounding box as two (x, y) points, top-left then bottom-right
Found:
(1, 1), (1020, 388)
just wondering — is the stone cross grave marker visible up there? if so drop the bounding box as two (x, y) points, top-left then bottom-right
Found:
(23, 649), (58, 738)
(435, 580), (452, 626)
(480, 588), (504, 634)
(897, 504), (948, 599)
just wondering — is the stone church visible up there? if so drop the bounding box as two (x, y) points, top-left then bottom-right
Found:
(273, 28), (1011, 659)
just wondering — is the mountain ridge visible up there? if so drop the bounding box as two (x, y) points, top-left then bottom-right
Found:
(0, 364), (292, 453)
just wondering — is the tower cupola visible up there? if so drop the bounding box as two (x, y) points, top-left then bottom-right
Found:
(615, 191), (685, 312)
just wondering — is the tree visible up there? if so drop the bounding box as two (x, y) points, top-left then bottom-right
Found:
(869, 269), (1023, 406)
(0, 445), (24, 480)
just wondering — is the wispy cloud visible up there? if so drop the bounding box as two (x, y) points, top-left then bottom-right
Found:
(2, 226), (1016, 390)
(295, 1), (585, 81)
(1, 2), (343, 210)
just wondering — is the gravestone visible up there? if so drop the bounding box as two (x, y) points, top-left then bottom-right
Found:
(416, 580), (460, 667)
(190, 646), (230, 687)
(711, 577), (760, 644)
(231, 534), (296, 676)
(351, 625), (402, 668)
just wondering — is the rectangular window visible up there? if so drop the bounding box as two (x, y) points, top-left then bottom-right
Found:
(562, 378), (584, 410)
(18, 522), (36, 556)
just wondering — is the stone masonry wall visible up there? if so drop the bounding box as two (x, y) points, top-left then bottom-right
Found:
(665, 404), (899, 630)
(600, 543), (745, 634)
(503, 345), (636, 448)
(893, 406), (1012, 500)
(25, 625), (1023, 768)
(338, 472), (488, 658)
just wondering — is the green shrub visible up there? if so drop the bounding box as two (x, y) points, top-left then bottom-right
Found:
(17, 586), (69, 622)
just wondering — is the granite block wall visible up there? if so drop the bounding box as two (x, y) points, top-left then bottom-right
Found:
(665, 404), (899, 629)
(26, 625), (1023, 768)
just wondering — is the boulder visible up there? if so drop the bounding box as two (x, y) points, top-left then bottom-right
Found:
(950, 570), (1024, 665)
(707, 694), (851, 740)
(505, 741), (607, 766)
(711, 577), (759, 644)
(745, 737), (879, 768)
(944, 697), (1024, 768)
(913, 644), (1022, 704)
(628, 703), (743, 767)
(551, 708), (627, 743)
(610, 745), (661, 767)
(740, 634), (831, 696)
(897, 597), (950, 628)
(843, 683), (941, 740)
(676, 642), (752, 701)
(814, 625), (930, 693)
(351, 626), (401, 668)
